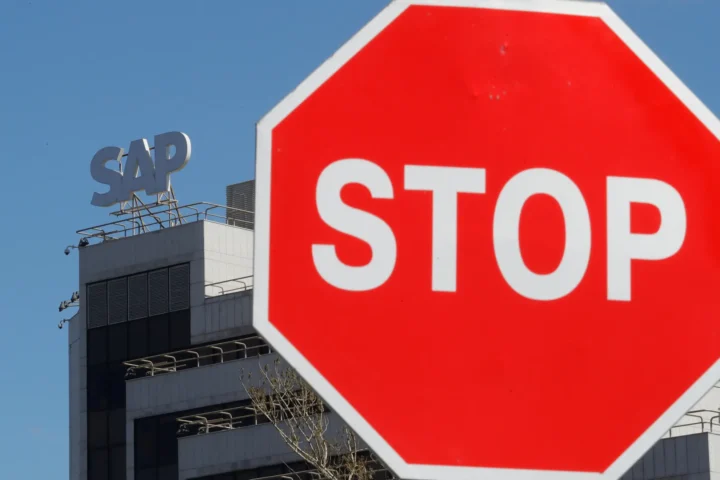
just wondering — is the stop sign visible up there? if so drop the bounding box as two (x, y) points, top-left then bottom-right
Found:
(253, 1), (720, 478)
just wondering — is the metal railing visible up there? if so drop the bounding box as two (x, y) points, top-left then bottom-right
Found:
(123, 336), (271, 380)
(205, 275), (254, 296)
(667, 410), (720, 437)
(177, 404), (270, 436)
(77, 202), (253, 242)
(176, 401), (328, 437)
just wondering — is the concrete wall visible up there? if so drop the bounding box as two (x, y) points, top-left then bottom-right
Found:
(202, 221), (253, 293)
(177, 413), (348, 480)
(68, 312), (82, 480)
(665, 389), (720, 438)
(125, 354), (278, 480)
(622, 433), (720, 480)
(191, 290), (253, 345)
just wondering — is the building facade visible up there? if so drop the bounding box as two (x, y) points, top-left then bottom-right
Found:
(67, 185), (720, 480)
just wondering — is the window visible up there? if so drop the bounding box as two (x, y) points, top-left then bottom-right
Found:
(87, 364), (110, 412)
(156, 416), (178, 466)
(135, 417), (158, 470)
(128, 318), (149, 359)
(108, 409), (125, 446)
(89, 447), (109, 480)
(108, 363), (127, 409)
(169, 310), (191, 350)
(157, 464), (177, 480)
(148, 314), (169, 355)
(88, 327), (108, 366)
(110, 445), (126, 480)
(88, 411), (108, 448)
(136, 468), (157, 480)
(108, 323), (128, 363)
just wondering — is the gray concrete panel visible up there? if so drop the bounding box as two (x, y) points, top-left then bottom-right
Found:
(178, 413), (353, 480)
(621, 433), (715, 479)
(191, 291), (254, 345)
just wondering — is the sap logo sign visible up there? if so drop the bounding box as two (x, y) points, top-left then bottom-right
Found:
(90, 131), (191, 207)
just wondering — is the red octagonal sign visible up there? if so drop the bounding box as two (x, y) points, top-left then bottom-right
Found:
(253, 1), (720, 479)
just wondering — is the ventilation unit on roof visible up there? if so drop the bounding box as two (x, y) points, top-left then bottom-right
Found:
(226, 180), (255, 229)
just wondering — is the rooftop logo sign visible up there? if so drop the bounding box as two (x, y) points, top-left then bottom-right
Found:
(90, 131), (191, 207)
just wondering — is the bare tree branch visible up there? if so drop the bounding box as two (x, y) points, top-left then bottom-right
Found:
(241, 358), (388, 480)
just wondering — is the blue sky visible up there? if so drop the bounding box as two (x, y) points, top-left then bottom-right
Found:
(0, 0), (718, 478)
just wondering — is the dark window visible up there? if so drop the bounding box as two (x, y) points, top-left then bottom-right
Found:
(156, 416), (178, 466)
(110, 445), (126, 480)
(89, 447), (109, 480)
(88, 411), (108, 448)
(169, 309), (191, 350)
(128, 317), (149, 359)
(135, 417), (158, 469)
(213, 474), (235, 480)
(108, 363), (127, 409)
(148, 314), (170, 355)
(88, 327), (108, 366)
(108, 322), (128, 363)
(87, 364), (110, 412)
(157, 464), (177, 480)
(108, 408), (125, 446)
(136, 467), (157, 480)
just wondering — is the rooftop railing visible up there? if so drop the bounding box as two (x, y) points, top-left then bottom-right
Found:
(667, 410), (720, 437)
(77, 201), (253, 243)
(205, 275), (254, 297)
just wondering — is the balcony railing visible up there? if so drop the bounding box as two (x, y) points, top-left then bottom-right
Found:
(176, 404), (269, 436)
(123, 336), (271, 380)
(176, 401), (328, 437)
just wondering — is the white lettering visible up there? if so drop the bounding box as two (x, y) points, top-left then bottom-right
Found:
(312, 159), (396, 291)
(311, 161), (686, 300)
(404, 165), (486, 292)
(493, 168), (592, 301)
(606, 176), (686, 301)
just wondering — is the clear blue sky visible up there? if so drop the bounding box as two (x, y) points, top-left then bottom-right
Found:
(0, 0), (718, 478)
